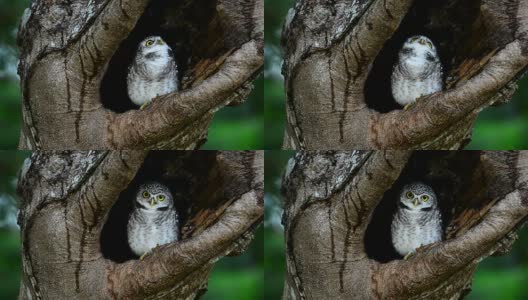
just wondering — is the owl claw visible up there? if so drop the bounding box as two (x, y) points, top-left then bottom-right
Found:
(403, 252), (415, 260)
(403, 103), (413, 110)
(139, 251), (150, 260)
(139, 103), (148, 110)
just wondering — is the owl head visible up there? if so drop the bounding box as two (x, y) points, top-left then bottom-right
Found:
(135, 181), (174, 212)
(399, 182), (437, 212)
(136, 36), (173, 60)
(398, 35), (439, 64)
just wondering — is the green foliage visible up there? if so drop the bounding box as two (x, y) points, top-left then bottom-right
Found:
(0, 80), (21, 149)
(263, 150), (293, 299)
(0, 230), (21, 300)
(203, 77), (264, 150)
(264, 79), (286, 149)
(263, 227), (285, 299)
(204, 227), (264, 300)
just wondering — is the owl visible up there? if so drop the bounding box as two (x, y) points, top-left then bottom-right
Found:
(127, 36), (179, 108)
(391, 182), (442, 258)
(127, 181), (179, 257)
(391, 35), (443, 109)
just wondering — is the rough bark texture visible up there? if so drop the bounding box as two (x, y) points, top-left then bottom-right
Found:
(281, 0), (528, 149)
(17, 0), (263, 150)
(281, 150), (528, 299)
(17, 150), (263, 299)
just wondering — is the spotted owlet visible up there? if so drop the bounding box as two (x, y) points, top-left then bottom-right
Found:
(391, 35), (443, 109)
(127, 181), (179, 257)
(126, 36), (179, 108)
(391, 182), (442, 257)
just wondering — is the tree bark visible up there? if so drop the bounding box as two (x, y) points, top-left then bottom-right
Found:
(281, 150), (528, 299)
(16, 150), (263, 299)
(281, 0), (528, 150)
(17, 0), (263, 150)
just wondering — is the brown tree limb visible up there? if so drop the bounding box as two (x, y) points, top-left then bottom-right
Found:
(107, 40), (263, 148)
(373, 40), (528, 148)
(17, 151), (263, 299)
(282, 150), (528, 299)
(17, 0), (263, 150)
(375, 188), (528, 298)
(333, 151), (410, 233)
(340, 0), (413, 82)
(108, 190), (263, 298)
(69, 151), (146, 230)
(76, 0), (150, 78)
(282, 0), (528, 150)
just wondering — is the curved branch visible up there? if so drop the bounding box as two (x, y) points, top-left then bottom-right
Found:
(340, 0), (413, 82)
(372, 40), (528, 148)
(70, 151), (146, 229)
(333, 151), (410, 231)
(108, 190), (263, 298)
(376, 188), (528, 298)
(76, 0), (150, 78)
(106, 40), (263, 148)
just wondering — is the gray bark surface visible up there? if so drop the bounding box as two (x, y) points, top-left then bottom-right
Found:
(17, 0), (263, 149)
(282, 0), (528, 149)
(17, 150), (263, 299)
(281, 150), (528, 299)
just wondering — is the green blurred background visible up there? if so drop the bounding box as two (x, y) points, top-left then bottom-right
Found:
(265, 0), (528, 150)
(0, 151), (263, 299)
(265, 150), (528, 300)
(0, 0), (263, 150)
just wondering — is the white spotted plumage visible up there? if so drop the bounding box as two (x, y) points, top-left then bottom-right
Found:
(391, 35), (443, 107)
(391, 182), (442, 257)
(127, 36), (179, 107)
(127, 181), (179, 257)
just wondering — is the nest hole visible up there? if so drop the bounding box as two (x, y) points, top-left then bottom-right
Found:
(364, 151), (486, 263)
(100, 150), (219, 262)
(100, 0), (229, 112)
(365, 0), (497, 113)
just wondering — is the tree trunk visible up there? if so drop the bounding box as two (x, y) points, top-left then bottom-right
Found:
(17, 0), (263, 150)
(281, 0), (528, 149)
(281, 150), (528, 299)
(17, 150), (263, 299)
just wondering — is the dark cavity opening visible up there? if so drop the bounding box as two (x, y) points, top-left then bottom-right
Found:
(100, 0), (224, 112)
(364, 151), (483, 263)
(365, 0), (490, 113)
(101, 150), (218, 262)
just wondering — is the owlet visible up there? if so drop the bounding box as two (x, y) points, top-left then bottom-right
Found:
(127, 36), (179, 107)
(127, 181), (179, 257)
(391, 182), (442, 257)
(391, 35), (443, 108)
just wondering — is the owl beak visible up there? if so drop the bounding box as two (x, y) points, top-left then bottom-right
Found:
(413, 199), (419, 206)
(157, 39), (165, 45)
(150, 198), (156, 206)
(418, 38), (426, 45)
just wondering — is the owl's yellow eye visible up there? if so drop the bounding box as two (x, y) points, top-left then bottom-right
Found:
(426, 41), (433, 49)
(142, 191), (150, 198)
(145, 39), (154, 47)
(406, 191), (413, 199)
(157, 195), (165, 202)
(421, 195), (429, 202)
